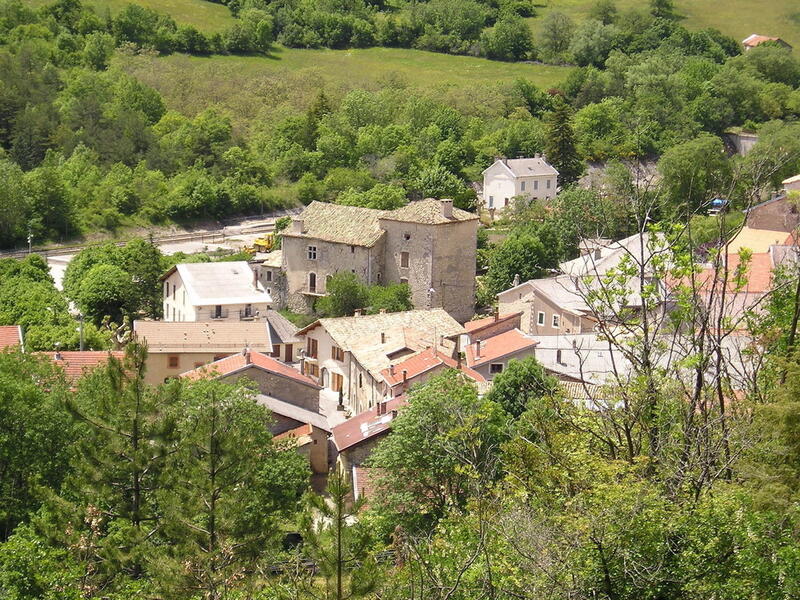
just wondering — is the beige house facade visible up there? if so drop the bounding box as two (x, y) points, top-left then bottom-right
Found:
(296, 308), (465, 415)
(279, 199), (479, 323)
(481, 156), (559, 215)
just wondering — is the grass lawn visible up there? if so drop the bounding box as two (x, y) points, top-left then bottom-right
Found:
(118, 46), (574, 131)
(24, 0), (235, 32)
(525, 0), (800, 50)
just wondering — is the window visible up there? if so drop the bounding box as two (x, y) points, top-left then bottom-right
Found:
(182, 291), (186, 304)
(537, 311), (545, 326)
(267, 288), (272, 295)
(306, 337), (318, 359)
(504, 197), (509, 206)
(167, 355), (179, 369)
(172, 284), (176, 300)
(490, 363), (504, 374)
(488, 195), (494, 208)
(520, 180), (526, 191)
(403, 233), (411, 241)
(265, 270), (273, 282)
(331, 346), (344, 361)
(556, 349), (563, 364)
(214, 305), (222, 319)
(308, 272), (317, 293)
(376, 272), (382, 282)
(164, 281), (169, 296)
(400, 252), (409, 268)
(172, 306), (175, 321)
(307, 245), (317, 260)
(244, 304), (253, 318)
(350, 245), (355, 253)
(305, 362), (319, 377)
(331, 372), (343, 392)
(270, 346), (280, 358)
(546, 179), (552, 190)
(534, 180), (539, 191)
(552, 314), (560, 328)
(358, 373), (363, 388)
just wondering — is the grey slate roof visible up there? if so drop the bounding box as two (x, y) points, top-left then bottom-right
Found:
(265, 310), (302, 345)
(487, 157), (559, 177)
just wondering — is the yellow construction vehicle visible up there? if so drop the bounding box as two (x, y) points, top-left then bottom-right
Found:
(253, 234), (275, 253)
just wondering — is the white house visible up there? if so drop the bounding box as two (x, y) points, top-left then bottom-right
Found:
(482, 155), (559, 214)
(161, 261), (271, 323)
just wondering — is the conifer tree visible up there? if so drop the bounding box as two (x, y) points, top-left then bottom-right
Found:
(544, 97), (584, 187)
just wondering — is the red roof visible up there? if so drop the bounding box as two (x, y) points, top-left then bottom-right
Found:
(332, 396), (407, 452)
(466, 328), (538, 368)
(380, 347), (486, 387)
(179, 351), (320, 388)
(674, 251), (776, 296)
(0, 326), (22, 350)
(37, 351), (124, 381)
(464, 312), (521, 333)
(743, 34), (783, 47)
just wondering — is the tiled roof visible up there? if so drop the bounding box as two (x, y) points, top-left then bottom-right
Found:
(380, 198), (479, 225)
(380, 347), (486, 387)
(178, 351), (320, 388)
(726, 227), (794, 254)
(265, 310), (301, 345)
(37, 351), (124, 381)
(742, 34), (785, 47)
(256, 394), (331, 432)
(284, 202), (385, 248)
(690, 252), (776, 295)
(332, 396), (407, 452)
(485, 157), (559, 177)
(466, 328), (538, 368)
(260, 250), (283, 268)
(464, 312), (522, 333)
(133, 320), (273, 354)
(299, 309), (465, 380)
(161, 261), (270, 306)
(0, 325), (23, 350)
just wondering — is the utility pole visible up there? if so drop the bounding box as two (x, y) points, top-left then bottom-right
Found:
(27, 227), (32, 254)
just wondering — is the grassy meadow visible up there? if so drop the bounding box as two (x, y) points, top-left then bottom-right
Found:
(24, 0), (236, 32)
(526, 0), (800, 50)
(117, 47), (574, 132)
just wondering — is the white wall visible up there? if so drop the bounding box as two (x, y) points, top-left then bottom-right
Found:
(162, 270), (269, 322)
(483, 163), (558, 214)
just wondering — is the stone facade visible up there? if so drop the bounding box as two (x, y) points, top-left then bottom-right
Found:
(280, 199), (478, 323)
(220, 367), (320, 412)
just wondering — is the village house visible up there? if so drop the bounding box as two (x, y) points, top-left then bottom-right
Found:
(256, 250), (287, 308)
(465, 328), (538, 381)
(0, 325), (23, 351)
(380, 346), (486, 398)
(161, 261), (271, 322)
(36, 350), (124, 383)
(179, 351), (329, 474)
(481, 155), (559, 215)
(742, 34), (792, 51)
(132, 320), (273, 384)
(296, 308), (465, 415)
(278, 198), (479, 323)
(264, 309), (302, 363)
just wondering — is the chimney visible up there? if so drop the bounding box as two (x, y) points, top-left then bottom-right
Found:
(245, 351), (251, 365)
(440, 199), (453, 219)
(389, 364), (395, 376)
(381, 332), (386, 344)
(253, 266), (259, 288)
(402, 370), (408, 386)
(354, 309), (362, 317)
(474, 341), (481, 359)
(513, 273), (520, 287)
(291, 218), (304, 234)
(456, 335), (462, 369)
(493, 306), (499, 322)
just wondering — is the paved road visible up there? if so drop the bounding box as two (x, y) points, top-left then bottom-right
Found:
(36, 213), (296, 290)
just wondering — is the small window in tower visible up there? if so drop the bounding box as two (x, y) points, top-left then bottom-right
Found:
(400, 252), (409, 268)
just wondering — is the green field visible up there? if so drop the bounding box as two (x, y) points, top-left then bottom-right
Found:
(526, 0), (800, 51)
(24, 0), (235, 32)
(118, 46), (574, 131)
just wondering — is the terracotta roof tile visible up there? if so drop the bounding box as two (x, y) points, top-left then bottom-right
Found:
(380, 347), (486, 387)
(0, 326), (23, 350)
(466, 328), (538, 368)
(332, 396), (407, 452)
(37, 351), (124, 381)
(179, 351), (320, 388)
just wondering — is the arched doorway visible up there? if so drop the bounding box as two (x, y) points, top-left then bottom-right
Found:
(320, 367), (329, 388)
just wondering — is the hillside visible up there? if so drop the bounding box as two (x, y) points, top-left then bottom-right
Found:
(526, 0), (800, 50)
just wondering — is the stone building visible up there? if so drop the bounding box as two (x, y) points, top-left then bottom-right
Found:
(277, 198), (479, 323)
(481, 155), (559, 215)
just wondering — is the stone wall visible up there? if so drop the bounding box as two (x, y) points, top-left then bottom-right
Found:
(222, 367), (320, 412)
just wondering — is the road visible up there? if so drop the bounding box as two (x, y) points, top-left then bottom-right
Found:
(34, 213), (295, 290)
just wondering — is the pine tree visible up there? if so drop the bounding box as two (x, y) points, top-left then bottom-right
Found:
(301, 467), (378, 600)
(153, 379), (309, 600)
(60, 342), (178, 584)
(544, 97), (584, 187)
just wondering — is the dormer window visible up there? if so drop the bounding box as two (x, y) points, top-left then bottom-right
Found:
(307, 246), (317, 260)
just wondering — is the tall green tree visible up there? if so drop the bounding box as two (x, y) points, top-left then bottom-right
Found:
(486, 356), (559, 418)
(315, 271), (370, 317)
(482, 230), (552, 297)
(544, 98), (583, 186)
